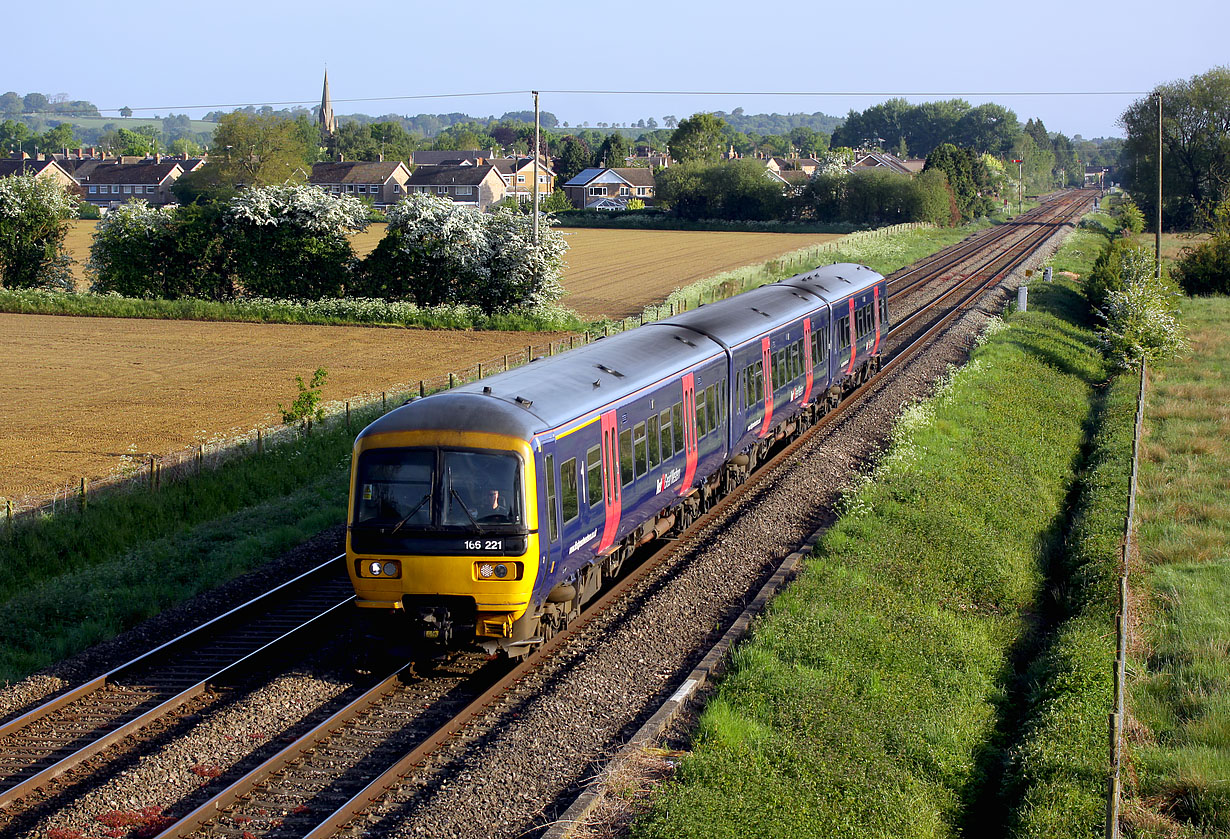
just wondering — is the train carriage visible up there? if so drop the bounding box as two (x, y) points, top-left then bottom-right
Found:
(346, 262), (888, 658)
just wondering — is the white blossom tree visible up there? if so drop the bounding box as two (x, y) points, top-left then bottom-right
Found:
(1096, 246), (1188, 368)
(0, 173), (78, 289)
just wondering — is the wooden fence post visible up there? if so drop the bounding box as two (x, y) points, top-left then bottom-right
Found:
(382, 392), (387, 411)
(503, 354), (509, 371)
(526, 344), (533, 362)
(4, 499), (12, 538)
(257, 428), (263, 456)
(478, 362), (484, 379)
(346, 402), (351, 431)
(420, 380), (426, 398)
(79, 477), (88, 511)
(449, 372), (455, 388)
(149, 457), (156, 490)
(197, 446), (203, 474)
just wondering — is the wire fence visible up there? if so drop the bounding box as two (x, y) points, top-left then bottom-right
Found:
(1, 221), (927, 533)
(1106, 357), (1147, 839)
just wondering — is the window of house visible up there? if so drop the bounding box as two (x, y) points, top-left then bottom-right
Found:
(456, 185), (473, 195)
(437, 186), (447, 194)
(586, 446), (603, 507)
(392, 184), (401, 193)
(560, 458), (579, 523)
(539, 175), (547, 183)
(358, 185), (367, 193)
(123, 185), (132, 193)
(148, 186), (157, 194)
(619, 186), (631, 196)
(619, 428), (634, 486)
(637, 187), (650, 195)
(517, 174), (525, 183)
(589, 186), (607, 197)
(88, 185), (96, 193)
(545, 454), (558, 541)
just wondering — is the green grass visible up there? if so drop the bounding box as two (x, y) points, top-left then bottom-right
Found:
(0, 288), (586, 333)
(1128, 296), (1230, 837)
(636, 277), (1111, 838)
(0, 402), (389, 684)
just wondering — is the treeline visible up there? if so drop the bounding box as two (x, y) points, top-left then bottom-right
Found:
(0, 114), (213, 158)
(0, 91), (99, 119)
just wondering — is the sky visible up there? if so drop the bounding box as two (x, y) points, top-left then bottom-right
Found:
(5, 0), (1228, 141)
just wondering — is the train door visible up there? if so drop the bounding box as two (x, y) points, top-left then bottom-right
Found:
(680, 372), (698, 492)
(802, 318), (814, 403)
(596, 410), (621, 553)
(542, 448), (560, 577)
(759, 336), (773, 438)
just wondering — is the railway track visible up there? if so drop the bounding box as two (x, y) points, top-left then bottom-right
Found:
(120, 191), (1094, 839)
(12, 190), (1095, 839)
(0, 558), (354, 832)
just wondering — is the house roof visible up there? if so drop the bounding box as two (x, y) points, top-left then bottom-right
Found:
(0, 158), (73, 180)
(610, 167), (654, 187)
(491, 157), (557, 178)
(406, 164), (499, 186)
(310, 160), (409, 184)
(411, 149), (493, 166)
(81, 162), (183, 185)
(849, 152), (913, 176)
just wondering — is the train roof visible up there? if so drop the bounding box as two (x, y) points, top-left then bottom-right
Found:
(360, 321), (726, 442)
(777, 262), (883, 300)
(651, 282), (825, 348)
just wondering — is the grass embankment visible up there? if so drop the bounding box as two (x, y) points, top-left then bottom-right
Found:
(0, 403), (389, 683)
(637, 274), (1125, 837)
(1129, 297), (1230, 836)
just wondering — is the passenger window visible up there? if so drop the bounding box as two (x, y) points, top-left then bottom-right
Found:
(586, 445), (603, 507)
(753, 360), (764, 403)
(648, 414), (660, 468)
(659, 408), (673, 459)
(839, 316), (851, 349)
(695, 388), (708, 437)
(811, 331), (821, 365)
(743, 365), (755, 408)
(706, 384), (718, 433)
(672, 402), (684, 451)
(791, 342), (802, 380)
(560, 458), (579, 523)
(619, 429), (634, 486)
(717, 380), (726, 426)
(634, 422), (648, 477)
(545, 454), (558, 542)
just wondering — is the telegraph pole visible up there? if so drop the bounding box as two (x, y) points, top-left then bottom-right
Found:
(1156, 92), (1163, 280)
(532, 90), (540, 245)
(1013, 159), (1023, 214)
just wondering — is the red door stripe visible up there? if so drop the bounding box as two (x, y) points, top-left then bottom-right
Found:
(680, 372), (698, 495)
(759, 336), (773, 438)
(802, 318), (814, 403)
(872, 286), (882, 355)
(597, 410), (621, 553)
(845, 298), (857, 375)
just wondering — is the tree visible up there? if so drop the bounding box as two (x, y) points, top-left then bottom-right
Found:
(226, 185), (369, 299)
(955, 103), (1019, 155)
(1093, 242), (1187, 369)
(22, 93), (49, 113)
(37, 122), (76, 154)
(0, 119), (34, 155)
(668, 113), (728, 165)
(1174, 199), (1230, 294)
(208, 112), (314, 187)
(663, 115), (678, 129)
(0, 173), (78, 289)
(923, 144), (994, 221)
(119, 106), (133, 118)
(1121, 66), (1230, 230)
(0, 92), (23, 118)
(555, 135), (592, 184)
(596, 133), (629, 167)
(656, 160), (786, 221)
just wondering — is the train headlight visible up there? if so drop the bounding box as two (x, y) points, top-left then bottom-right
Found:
(494, 563), (508, 579)
(382, 561), (398, 577)
(369, 561), (383, 576)
(478, 563), (495, 579)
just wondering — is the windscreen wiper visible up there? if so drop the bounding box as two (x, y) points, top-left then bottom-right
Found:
(389, 491), (432, 535)
(449, 486), (486, 532)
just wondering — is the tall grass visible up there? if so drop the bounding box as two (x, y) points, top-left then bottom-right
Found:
(1128, 296), (1230, 836)
(636, 278), (1108, 838)
(0, 398), (396, 683)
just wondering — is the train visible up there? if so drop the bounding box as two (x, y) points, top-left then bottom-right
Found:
(345, 262), (889, 657)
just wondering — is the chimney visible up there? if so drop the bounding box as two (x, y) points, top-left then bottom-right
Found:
(377, 152), (383, 162)
(74, 148), (83, 158)
(336, 153), (344, 162)
(155, 153), (162, 163)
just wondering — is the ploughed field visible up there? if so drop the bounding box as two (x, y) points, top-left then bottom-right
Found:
(0, 314), (554, 503)
(350, 225), (845, 318)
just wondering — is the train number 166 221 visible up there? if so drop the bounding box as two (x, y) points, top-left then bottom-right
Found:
(465, 539), (503, 551)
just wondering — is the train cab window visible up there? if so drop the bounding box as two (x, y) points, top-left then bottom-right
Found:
(705, 384), (718, 433)
(659, 408), (673, 459)
(647, 414), (660, 468)
(354, 448), (434, 529)
(441, 451), (522, 526)
(586, 445), (603, 507)
(619, 429), (634, 486)
(633, 422), (648, 477)
(672, 402), (685, 452)
(560, 458), (579, 523)
(545, 454), (558, 542)
(695, 388), (708, 437)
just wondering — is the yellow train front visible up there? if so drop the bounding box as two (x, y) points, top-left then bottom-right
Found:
(346, 392), (544, 657)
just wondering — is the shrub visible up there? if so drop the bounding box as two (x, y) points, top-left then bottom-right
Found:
(0, 173), (78, 289)
(1095, 244), (1187, 368)
(1173, 200), (1230, 295)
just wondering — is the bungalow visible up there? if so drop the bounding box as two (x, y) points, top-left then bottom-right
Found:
(404, 164), (507, 211)
(847, 152), (918, 176)
(78, 160), (184, 208)
(309, 160), (413, 207)
(563, 167), (656, 210)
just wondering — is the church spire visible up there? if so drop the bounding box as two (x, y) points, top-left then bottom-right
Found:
(319, 69), (338, 149)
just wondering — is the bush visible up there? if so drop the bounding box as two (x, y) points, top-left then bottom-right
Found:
(1094, 243), (1187, 369)
(78, 202), (101, 220)
(1174, 200), (1230, 295)
(0, 173), (78, 289)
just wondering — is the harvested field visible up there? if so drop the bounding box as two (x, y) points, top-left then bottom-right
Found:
(555, 228), (844, 318)
(0, 314), (558, 503)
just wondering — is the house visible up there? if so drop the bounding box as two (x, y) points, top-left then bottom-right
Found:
(0, 155), (78, 191)
(562, 167), (656, 210)
(404, 164), (507, 211)
(309, 159), (413, 207)
(409, 149), (497, 167)
(77, 160), (185, 208)
(847, 152), (917, 176)
(491, 156), (556, 202)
